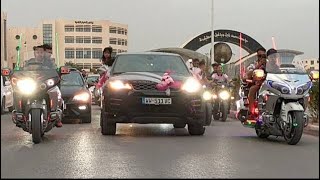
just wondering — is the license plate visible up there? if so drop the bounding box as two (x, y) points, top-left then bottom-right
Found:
(142, 97), (172, 105)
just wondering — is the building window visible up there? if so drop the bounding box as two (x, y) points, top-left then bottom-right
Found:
(76, 25), (84, 32)
(76, 49), (84, 59)
(124, 29), (127, 35)
(118, 38), (126, 46)
(117, 27), (125, 34)
(125, 40), (127, 46)
(311, 60), (314, 65)
(33, 35), (37, 40)
(109, 38), (117, 45)
(15, 35), (20, 40)
(109, 26), (117, 33)
(92, 48), (102, 59)
(84, 25), (91, 32)
(310, 67), (315, 70)
(65, 25), (74, 32)
(92, 25), (102, 32)
(84, 36), (91, 43)
(43, 24), (53, 46)
(65, 48), (75, 59)
(92, 37), (102, 44)
(76, 36), (84, 43)
(84, 48), (91, 59)
(65, 36), (74, 43)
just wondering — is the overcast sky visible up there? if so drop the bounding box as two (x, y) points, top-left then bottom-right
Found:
(1, 0), (319, 59)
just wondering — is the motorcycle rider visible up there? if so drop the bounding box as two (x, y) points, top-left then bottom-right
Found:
(23, 45), (63, 127)
(266, 48), (281, 73)
(24, 45), (56, 69)
(244, 47), (267, 119)
(211, 64), (229, 85)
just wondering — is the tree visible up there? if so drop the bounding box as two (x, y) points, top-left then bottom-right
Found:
(64, 61), (82, 71)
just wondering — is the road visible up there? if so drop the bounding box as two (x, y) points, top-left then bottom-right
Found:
(1, 106), (319, 178)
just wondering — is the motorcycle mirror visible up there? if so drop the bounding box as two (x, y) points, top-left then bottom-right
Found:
(1, 68), (11, 76)
(310, 70), (319, 80)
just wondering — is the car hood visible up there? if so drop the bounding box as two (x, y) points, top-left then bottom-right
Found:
(109, 72), (189, 83)
(60, 85), (88, 97)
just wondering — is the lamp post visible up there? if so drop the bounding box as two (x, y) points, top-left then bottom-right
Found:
(211, 0), (215, 64)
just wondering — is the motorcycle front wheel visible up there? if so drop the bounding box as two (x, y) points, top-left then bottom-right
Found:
(31, 109), (42, 144)
(284, 111), (304, 145)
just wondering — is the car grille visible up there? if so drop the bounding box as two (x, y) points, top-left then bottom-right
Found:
(130, 80), (157, 91)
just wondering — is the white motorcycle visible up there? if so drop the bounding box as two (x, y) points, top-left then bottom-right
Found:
(237, 52), (317, 145)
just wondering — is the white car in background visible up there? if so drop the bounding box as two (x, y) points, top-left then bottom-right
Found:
(1, 75), (14, 114)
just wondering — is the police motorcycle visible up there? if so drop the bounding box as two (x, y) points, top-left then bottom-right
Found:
(4, 51), (70, 144)
(211, 80), (235, 121)
(236, 52), (317, 145)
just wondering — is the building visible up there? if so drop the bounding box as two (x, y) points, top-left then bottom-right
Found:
(7, 19), (128, 70)
(1, 11), (8, 68)
(294, 58), (319, 71)
(7, 27), (43, 69)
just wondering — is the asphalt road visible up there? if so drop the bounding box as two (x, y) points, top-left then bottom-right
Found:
(1, 106), (319, 178)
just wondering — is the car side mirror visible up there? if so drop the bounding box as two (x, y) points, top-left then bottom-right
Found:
(59, 66), (70, 75)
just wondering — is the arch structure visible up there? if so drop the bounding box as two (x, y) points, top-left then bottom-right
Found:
(180, 29), (264, 54)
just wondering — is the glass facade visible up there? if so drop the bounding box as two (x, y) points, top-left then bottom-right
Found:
(43, 24), (52, 45)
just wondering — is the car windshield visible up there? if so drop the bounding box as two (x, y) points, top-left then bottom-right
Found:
(112, 54), (190, 76)
(61, 72), (84, 86)
(266, 52), (306, 74)
(86, 75), (99, 82)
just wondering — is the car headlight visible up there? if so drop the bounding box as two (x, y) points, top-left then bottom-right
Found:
(267, 80), (291, 94)
(296, 82), (312, 95)
(181, 78), (201, 93)
(73, 92), (90, 101)
(202, 91), (212, 100)
(109, 80), (132, 90)
(17, 79), (36, 95)
(219, 90), (230, 100)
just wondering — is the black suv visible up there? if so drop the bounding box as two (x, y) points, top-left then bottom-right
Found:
(100, 52), (212, 135)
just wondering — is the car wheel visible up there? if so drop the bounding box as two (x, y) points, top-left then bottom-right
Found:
(188, 123), (205, 135)
(101, 112), (116, 135)
(82, 114), (92, 123)
(173, 123), (186, 128)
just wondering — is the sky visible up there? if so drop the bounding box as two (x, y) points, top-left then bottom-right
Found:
(1, 0), (319, 59)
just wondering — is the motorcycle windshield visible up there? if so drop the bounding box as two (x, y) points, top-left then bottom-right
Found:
(266, 52), (306, 74)
(12, 50), (59, 82)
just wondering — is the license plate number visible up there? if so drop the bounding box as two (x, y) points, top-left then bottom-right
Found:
(142, 97), (172, 105)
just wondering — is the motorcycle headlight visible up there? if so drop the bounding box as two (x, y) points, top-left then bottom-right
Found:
(202, 91), (212, 101)
(109, 80), (132, 90)
(46, 78), (55, 87)
(219, 90), (230, 100)
(182, 78), (201, 93)
(73, 92), (90, 101)
(267, 80), (291, 94)
(296, 82), (312, 95)
(17, 79), (36, 95)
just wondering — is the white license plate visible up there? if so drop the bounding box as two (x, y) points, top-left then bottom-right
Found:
(142, 97), (172, 105)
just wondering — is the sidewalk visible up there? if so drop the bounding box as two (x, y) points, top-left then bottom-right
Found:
(228, 110), (319, 136)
